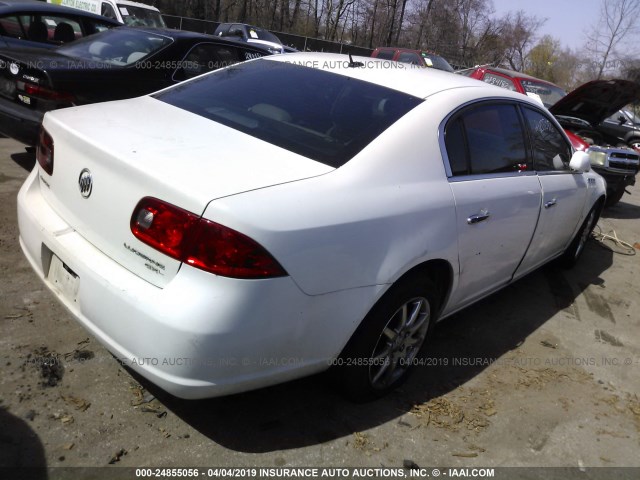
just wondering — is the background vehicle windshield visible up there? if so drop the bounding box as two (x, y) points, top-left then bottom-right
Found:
(521, 80), (566, 107)
(155, 60), (422, 168)
(58, 29), (172, 65)
(250, 28), (281, 44)
(119, 4), (166, 28)
(422, 53), (454, 72)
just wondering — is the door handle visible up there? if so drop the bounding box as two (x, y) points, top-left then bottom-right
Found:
(467, 210), (490, 225)
(544, 198), (557, 209)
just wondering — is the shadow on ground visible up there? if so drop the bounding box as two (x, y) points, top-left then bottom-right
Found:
(11, 150), (36, 172)
(0, 408), (47, 479)
(131, 237), (613, 453)
(602, 199), (640, 220)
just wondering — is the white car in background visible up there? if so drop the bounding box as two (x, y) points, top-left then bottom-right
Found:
(18, 53), (605, 401)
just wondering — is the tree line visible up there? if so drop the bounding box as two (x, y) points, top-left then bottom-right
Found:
(151, 0), (639, 90)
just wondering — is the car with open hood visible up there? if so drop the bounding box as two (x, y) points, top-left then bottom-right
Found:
(549, 79), (640, 206)
(18, 52), (605, 400)
(599, 108), (640, 151)
(461, 66), (640, 206)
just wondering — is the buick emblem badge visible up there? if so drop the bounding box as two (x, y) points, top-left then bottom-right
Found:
(9, 62), (19, 75)
(78, 168), (93, 198)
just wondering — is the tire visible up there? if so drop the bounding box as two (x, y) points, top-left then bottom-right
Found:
(604, 186), (625, 208)
(560, 203), (601, 268)
(335, 275), (440, 402)
(628, 138), (640, 151)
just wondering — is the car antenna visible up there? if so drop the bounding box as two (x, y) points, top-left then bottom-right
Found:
(348, 53), (364, 68)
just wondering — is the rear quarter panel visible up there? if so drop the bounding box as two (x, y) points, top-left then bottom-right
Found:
(202, 100), (460, 298)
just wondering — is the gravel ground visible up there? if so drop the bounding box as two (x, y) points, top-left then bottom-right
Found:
(1, 137), (639, 477)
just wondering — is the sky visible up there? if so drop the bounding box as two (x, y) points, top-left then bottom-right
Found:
(492, 0), (603, 52)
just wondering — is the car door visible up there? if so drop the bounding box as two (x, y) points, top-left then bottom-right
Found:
(515, 106), (588, 277)
(443, 102), (542, 308)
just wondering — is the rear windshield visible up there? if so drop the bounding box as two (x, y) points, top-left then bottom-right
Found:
(421, 53), (454, 72)
(58, 28), (172, 66)
(154, 60), (423, 167)
(250, 28), (281, 44)
(520, 80), (566, 108)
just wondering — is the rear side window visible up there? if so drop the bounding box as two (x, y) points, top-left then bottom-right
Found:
(177, 43), (244, 80)
(0, 15), (25, 38)
(155, 60), (423, 167)
(522, 107), (571, 171)
(101, 3), (117, 20)
(445, 103), (529, 176)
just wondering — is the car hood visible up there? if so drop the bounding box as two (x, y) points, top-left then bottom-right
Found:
(549, 79), (640, 126)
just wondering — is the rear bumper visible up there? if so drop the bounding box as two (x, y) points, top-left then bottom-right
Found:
(0, 96), (42, 145)
(17, 168), (378, 398)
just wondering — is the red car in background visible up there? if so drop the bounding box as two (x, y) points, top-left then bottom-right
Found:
(460, 66), (589, 151)
(460, 66), (640, 206)
(371, 47), (454, 73)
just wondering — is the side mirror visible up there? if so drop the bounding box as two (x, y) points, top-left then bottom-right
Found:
(618, 115), (627, 124)
(569, 151), (591, 173)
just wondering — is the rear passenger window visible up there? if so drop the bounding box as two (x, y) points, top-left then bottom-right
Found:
(178, 44), (241, 80)
(0, 15), (25, 38)
(445, 118), (469, 176)
(445, 103), (528, 176)
(522, 107), (571, 171)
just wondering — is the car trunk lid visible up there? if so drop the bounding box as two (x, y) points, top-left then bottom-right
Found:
(39, 96), (333, 287)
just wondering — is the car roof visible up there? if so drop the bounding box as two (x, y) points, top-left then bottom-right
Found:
(266, 52), (497, 99)
(0, 0), (120, 23)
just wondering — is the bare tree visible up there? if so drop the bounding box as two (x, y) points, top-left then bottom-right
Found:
(501, 10), (546, 71)
(585, 0), (640, 79)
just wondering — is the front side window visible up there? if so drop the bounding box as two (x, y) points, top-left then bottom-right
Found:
(445, 103), (528, 176)
(522, 107), (571, 172)
(101, 3), (117, 20)
(155, 60), (423, 167)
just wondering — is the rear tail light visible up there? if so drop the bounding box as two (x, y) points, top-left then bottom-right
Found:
(37, 127), (54, 175)
(17, 81), (75, 103)
(131, 197), (287, 279)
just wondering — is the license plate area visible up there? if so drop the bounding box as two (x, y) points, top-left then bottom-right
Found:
(48, 255), (80, 304)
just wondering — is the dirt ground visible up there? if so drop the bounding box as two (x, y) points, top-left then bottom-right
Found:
(1, 137), (639, 474)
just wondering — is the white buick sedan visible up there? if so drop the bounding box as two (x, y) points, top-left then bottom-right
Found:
(18, 53), (605, 401)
